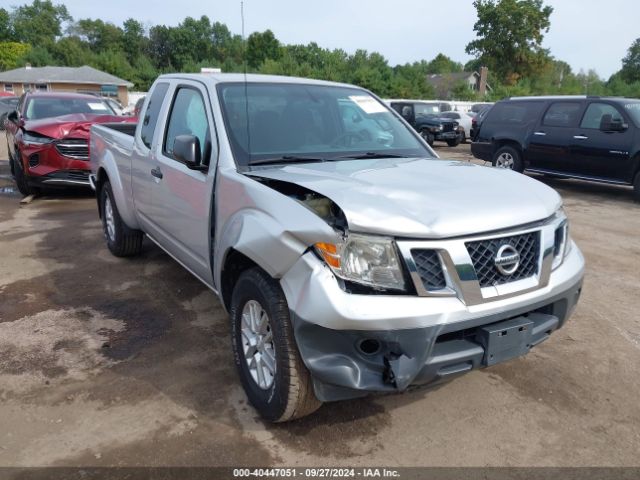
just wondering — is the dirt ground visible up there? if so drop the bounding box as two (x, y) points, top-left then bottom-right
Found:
(0, 140), (639, 468)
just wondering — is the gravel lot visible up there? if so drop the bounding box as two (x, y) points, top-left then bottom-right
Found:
(1, 140), (639, 468)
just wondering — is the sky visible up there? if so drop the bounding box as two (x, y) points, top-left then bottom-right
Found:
(43, 0), (640, 79)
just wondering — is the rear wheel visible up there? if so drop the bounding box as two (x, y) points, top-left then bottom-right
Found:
(100, 181), (144, 257)
(633, 171), (640, 203)
(231, 267), (321, 422)
(492, 145), (524, 173)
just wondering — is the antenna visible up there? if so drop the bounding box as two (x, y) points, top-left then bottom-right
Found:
(241, 1), (251, 158)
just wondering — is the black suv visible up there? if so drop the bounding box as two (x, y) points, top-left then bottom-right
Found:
(388, 101), (463, 147)
(471, 96), (640, 201)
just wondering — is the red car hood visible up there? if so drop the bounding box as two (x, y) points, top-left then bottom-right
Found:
(25, 114), (136, 139)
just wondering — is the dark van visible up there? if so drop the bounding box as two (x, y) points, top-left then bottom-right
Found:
(471, 96), (640, 201)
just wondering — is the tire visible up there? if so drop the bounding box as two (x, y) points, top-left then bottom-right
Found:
(420, 129), (434, 147)
(447, 137), (461, 147)
(231, 267), (321, 422)
(461, 132), (467, 144)
(13, 150), (35, 196)
(492, 145), (524, 173)
(633, 171), (640, 203)
(100, 181), (144, 257)
(8, 144), (15, 177)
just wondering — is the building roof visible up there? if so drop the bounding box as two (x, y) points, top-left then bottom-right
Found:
(427, 72), (478, 88)
(0, 65), (133, 87)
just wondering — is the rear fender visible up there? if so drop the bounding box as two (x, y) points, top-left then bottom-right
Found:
(93, 143), (140, 230)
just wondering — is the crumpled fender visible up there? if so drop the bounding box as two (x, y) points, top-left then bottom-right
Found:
(213, 168), (340, 288)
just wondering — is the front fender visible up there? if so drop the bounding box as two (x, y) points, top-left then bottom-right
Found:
(213, 169), (340, 289)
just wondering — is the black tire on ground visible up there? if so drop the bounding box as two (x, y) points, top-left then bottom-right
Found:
(420, 129), (434, 147)
(13, 150), (36, 196)
(492, 145), (524, 173)
(460, 133), (467, 144)
(231, 267), (321, 422)
(633, 171), (640, 203)
(447, 136), (462, 147)
(8, 144), (15, 177)
(100, 180), (144, 257)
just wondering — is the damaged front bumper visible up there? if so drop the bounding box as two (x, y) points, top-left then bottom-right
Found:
(280, 244), (584, 402)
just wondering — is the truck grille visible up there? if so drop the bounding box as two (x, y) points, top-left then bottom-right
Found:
(55, 139), (89, 160)
(466, 232), (540, 287)
(442, 122), (456, 133)
(412, 249), (447, 290)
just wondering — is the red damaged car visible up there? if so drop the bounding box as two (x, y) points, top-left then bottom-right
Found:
(5, 92), (136, 195)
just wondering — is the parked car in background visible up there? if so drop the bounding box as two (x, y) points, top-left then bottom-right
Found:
(471, 95), (640, 201)
(5, 91), (135, 195)
(133, 96), (146, 117)
(387, 100), (463, 146)
(103, 98), (125, 116)
(90, 73), (584, 422)
(0, 96), (19, 130)
(440, 111), (473, 142)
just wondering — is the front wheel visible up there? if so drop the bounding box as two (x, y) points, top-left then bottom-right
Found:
(13, 150), (36, 196)
(420, 129), (434, 146)
(231, 267), (321, 422)
(100, 181), (144, 257)
(447, 136), (461, 147)
(492, 145), (524, 173)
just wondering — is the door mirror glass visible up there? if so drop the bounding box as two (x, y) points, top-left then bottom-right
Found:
(173, 134), (205, 170)
(600, 115), (628, 132)
(7, 110), (18, 123)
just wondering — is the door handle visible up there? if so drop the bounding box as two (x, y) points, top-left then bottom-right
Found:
(150, 167), (163, 179)
(573, 135), (589, 140)
(533, 131), (546, 136)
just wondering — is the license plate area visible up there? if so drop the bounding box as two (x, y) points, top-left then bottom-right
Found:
(476, 317), (533, 366)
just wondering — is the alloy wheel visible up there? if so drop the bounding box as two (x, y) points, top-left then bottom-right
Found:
(241, 300), (276, 390)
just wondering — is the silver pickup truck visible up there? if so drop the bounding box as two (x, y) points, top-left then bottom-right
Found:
(90, 73), (585, 422)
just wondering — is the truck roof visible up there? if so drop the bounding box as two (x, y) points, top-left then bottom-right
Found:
(506, 95), (640, 103)
(158, 72), (358, 89)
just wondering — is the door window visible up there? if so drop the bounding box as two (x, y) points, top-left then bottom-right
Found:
(542, 102), (582, 127)
(580, 103), (624, 129)
(164, 87), (210, 162)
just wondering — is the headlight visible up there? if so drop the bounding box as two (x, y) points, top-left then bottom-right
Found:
(315, 234), (407, 291)
(22, 131), (54, 146)
(552, 208), (571, 270)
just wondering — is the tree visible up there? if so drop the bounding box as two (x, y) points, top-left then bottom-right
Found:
(466, 0), (553, 84)
(0, 8), (11, 41)
(122, 19), (146, 64)
(620, 38), (640, 83)
(10, 0), (71, 46)
(427, 54), (463, 74)
(246, 29), (280, 68)
(0, 41), (30, 69)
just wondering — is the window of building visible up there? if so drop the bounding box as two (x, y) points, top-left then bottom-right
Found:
(101, 85), (118, 97)
(4, 84), (13, 93)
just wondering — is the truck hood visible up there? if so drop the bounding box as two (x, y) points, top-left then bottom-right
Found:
(249, 158), (562, 238)
(24, 114), (133, 139)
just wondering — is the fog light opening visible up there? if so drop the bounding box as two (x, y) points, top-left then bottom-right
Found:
(358, 338), (381, 356)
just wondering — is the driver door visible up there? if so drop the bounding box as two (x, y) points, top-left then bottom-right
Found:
(148, 82), (217, 284)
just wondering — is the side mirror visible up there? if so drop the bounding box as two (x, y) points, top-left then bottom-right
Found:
(600, 114), (628, 132)
(173, 135), (206, 171)
(7, 110), (19, 124)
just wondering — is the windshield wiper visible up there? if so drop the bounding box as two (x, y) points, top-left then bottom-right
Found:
(248, 155), (327, 166)
(333, 152), (410, 160)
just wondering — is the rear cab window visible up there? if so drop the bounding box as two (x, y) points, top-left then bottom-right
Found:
(140, 82), (170, 149)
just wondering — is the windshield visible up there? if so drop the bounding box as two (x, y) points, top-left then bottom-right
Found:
(217, 82), (433, 166)
(622, 101), (640, 127)
(24, 97), (114, 120)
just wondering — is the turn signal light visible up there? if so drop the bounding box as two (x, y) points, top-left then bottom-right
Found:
(315, 242), (340, 268)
